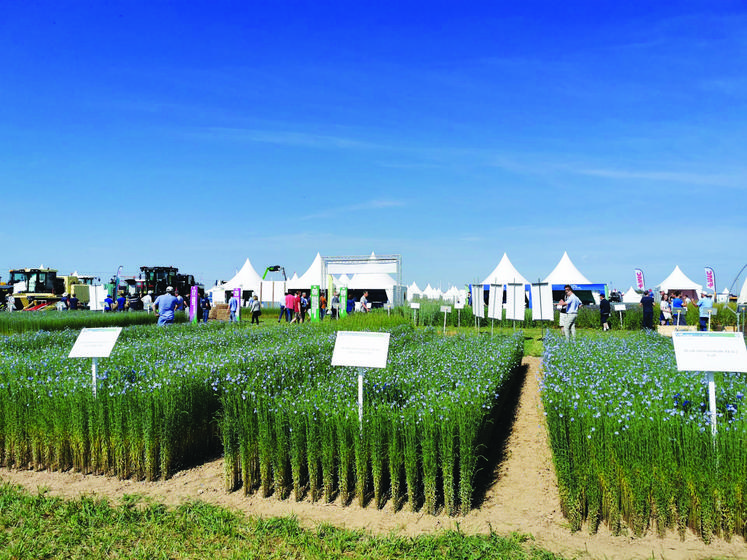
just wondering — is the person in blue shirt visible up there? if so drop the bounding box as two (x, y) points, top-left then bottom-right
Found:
(696, 291), (714, 331)
(103, 294), (114, 312)
(153, 286), (179, 326)
(116, 293), (126, 312)
(228, 294), (239, 323)
(640, 290), (655, 330)
(558, 285), (582, 341)
(671, 292), (686, 326)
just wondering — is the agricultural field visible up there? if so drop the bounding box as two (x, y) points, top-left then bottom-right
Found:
(0, 316), (523, 516)
(543, 331), (747, 543)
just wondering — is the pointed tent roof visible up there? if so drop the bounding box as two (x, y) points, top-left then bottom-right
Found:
(543, 252), (591, 284)
(336, 273), (351, 285)
(658, 266), (702, 293)
(738, 277), (747, 305)
(622, 286), (641, 303)
(288, 253), (324, 289)
(221, 258), (263, 291)
(481, 253), (529, 285)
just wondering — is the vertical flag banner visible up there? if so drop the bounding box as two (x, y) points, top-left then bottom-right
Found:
(705, 267), (716, 292)
(634, 268), (645, 291)
(488, 284), (503, 320)
(189, 285), (198, 323)
(471, 284), (484, 318)
(530, 282), (554, 321)
(232, 287), (241, 323)
(310, 285), (320, 321)
(339, 286), (348, 317)
(505, 283), (526, 321)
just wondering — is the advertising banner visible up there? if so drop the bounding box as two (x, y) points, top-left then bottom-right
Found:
(488, 284), (503, 320)
(339, 286), (348, 317)
(470, 284), (484, 318)
(310, 285), (320, 321)
(634, 268), (645, 291)
(505, 283), (525, 321)
(189, 285), (198, 323)
(705, 267), (716, 292)
(530, 282), (554, 321)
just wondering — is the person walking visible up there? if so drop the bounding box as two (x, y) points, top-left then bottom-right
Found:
(153, 286), (179, 326)
(359, 291), (370, 313)
(640, 289), (655, 330)
(200, 293), (211, 323)
(599, 292), (610, 331)
(250, 295), (261, 325)
(142, 291), (154, 313)
(228, 293), (240, 323)
(696, 291), (713, 331)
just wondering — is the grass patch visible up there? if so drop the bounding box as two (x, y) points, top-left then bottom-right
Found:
(0, 482), (566, 559)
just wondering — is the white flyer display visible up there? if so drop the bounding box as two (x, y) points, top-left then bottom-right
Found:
(488, 284), (503, 320)
(505, 283), (525, 321)
(471, 284), (484, 318)
(530, 282), (553, 321)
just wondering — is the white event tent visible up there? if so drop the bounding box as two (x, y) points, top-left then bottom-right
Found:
(657, 266), (703, 301)
(407, 281), (423, 301)
(481, 253), (530, 287)
(622, 286), (642, 303)
(288, 253), (324, 291)
(208, 258), (286, 305)
(543, 251), (605, 304)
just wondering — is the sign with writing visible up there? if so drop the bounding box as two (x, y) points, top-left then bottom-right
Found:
(634, 268), (645, 291)
(672, 332), (747, 373)
(310, 285), (320, 321)
(614, 304), (626, 312)
(69, 327), (122, 358)
(471, 284), (484, 318)
(530, 282), (553, 321)
(332, 331), (390, 369)
(410, 302), (420, 309)
(705, 267), (716, 291)
(488, 284), (503, 320)
(189, 285), (199, 323)
(440, 305), (452, 313)
(454, 297), (465, 310)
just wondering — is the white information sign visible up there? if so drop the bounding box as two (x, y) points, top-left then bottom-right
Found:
(410, 302), (420, 309)
(672, 332), (747, 373)
(614, 304), (626, 312)
(68, 327), (122, 358)
(488, 284), (503, 320)
(530, 282), (553, 321)
(331, 331), (391, 369)
(440, 305), (452, 313)
(454, 298), (465, 310)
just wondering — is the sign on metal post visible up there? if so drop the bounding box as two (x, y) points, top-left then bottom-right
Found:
(69, 327), (122, 397)
(614, 303), (626, 327)
(440, 305), (452, 334)
(331, 331), (391, 429)
(189, 285), (199, 323)
(672, 331), (747, 435)
(410, 301), (420, 325)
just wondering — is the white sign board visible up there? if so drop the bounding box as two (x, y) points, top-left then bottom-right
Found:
(505, 283), (525, 321)
(530, 283), (553, 321)
(454, 298), (465, 310)
(672, 332), (747, 373)
(68, 327), (122, 358)
(471, 284), (484, 318)
(410, 302), (420, 309)
(440, 305), (452, 313)
(488, 284), (503, 320)
(614, 304), (626, 312)
(331, 331), (390, 369)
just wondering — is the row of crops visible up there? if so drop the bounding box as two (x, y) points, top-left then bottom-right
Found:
(542, 332), (747, 542)
(0, 320), (524, 515)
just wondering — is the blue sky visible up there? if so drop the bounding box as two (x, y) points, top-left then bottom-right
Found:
(2, 2), (746, 293)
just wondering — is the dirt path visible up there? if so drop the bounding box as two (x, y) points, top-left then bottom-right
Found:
(1, 357), (745, 559)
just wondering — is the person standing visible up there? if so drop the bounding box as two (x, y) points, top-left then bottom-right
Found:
(200, 293), (211, 323)
(640, 290), (655, 330)
(153, 286), (179, 326)
(659, 293), (672, 325)
(671, 292), (685, 326)
(696, 291), (714, 331)
(320, 292), (327, 320)
(69, 293), (79, 310)
(142, 291), (154, 313)
(300, 292), (309, 322)
(228, 292), (239, 323)
(284, 291), (294, 322)
(104, 294), (114, 312)
(5, 292), (14, 312)
(558, 285), (581, 341)
(116, 292), (126, 312)
(250, 295), (261, 325)
(359, 291), (370, 313)
(330, 291), (340, 320)
(599, 292), (611, 331)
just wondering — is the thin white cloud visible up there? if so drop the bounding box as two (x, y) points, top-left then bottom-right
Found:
(570, 167), (747, 188)
(198, 127), (382, 150)
(301, 199), (406, 220)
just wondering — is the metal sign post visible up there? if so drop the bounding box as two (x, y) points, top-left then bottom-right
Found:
(672, 331), (747, 435)
(440, 305), (452, 335)
(331, 331), (391, 430)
